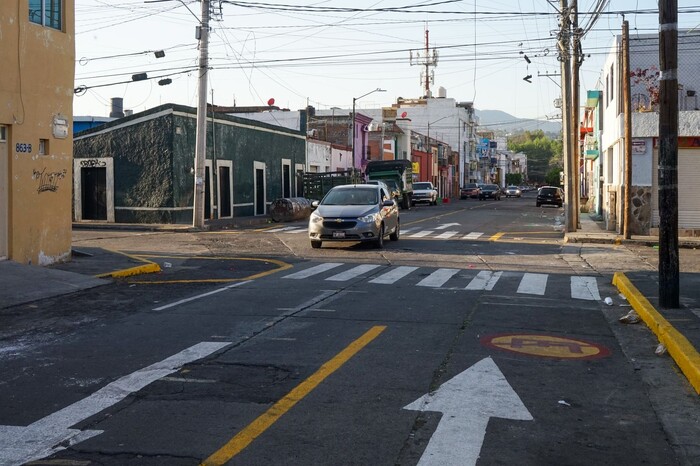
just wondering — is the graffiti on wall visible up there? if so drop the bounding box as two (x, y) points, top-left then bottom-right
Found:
(79, 159), (107, 168)
(32, 168), (67, 193)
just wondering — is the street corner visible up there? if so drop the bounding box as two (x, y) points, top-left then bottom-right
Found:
(612, 272), (700, 395)
(120, 254), (293, 284)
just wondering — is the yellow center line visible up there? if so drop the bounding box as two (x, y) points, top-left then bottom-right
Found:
(489, 232), (505, 241)
(200, 325), (387, 466)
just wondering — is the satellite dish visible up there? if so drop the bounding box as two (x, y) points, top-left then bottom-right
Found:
(267, 98), (275, 106)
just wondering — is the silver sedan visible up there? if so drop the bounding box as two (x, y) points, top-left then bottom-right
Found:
(308, 184), (400, 249)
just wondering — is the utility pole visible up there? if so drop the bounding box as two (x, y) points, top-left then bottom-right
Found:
(623, 20), (632, 239)
(571, 0), (580, 229)
(559, 0), (575, 232)
(658, 0), (679, 308)
(193, 0), (210, 229)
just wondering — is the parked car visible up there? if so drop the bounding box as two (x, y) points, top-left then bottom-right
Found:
(460, 183), (481, 199)
(536, 186), (564, 207)
(505, 185), (522, 198)
(478, 184), (502, 200)
(308, 184), (399, 249)
(412, 181), (438, 206)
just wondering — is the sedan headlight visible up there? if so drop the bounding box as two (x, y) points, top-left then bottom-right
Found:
(310, 211), (324, 223)
(358, 213), (379, 223)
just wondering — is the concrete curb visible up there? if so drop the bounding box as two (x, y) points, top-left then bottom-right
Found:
(612, 272), (700, 395)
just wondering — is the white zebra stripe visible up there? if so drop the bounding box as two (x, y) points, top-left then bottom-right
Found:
(283, 262), (344, 279)
(465, 271), (503, 290)
(417, 268), (460, 288)
(517, 273), (548, 295)
(435, 231), (459, 239)
(462, 232), (484, 240)
(369, 266), (419, 284)
(571, 276), (601, 301)
(326, 264), (382, 282)
(408, 230), (433, 238)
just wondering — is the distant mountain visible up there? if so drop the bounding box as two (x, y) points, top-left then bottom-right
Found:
(475, 109), (562, 136)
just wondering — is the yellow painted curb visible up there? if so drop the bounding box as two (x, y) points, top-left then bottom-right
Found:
(97, 262), (162, 278)
(95, 248), (162, 278)
(613, 272), (700, 395)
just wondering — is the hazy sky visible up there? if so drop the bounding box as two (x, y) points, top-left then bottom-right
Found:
(73, 1), (700, 122)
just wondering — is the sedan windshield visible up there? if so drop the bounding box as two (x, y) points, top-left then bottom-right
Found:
(414, 182), (432, 190)
(322, 188), (378, 206)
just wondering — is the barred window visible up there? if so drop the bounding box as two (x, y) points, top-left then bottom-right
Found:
(29, 0), (62, 31)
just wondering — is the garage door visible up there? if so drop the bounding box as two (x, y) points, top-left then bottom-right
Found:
(652, 148), (700, 228)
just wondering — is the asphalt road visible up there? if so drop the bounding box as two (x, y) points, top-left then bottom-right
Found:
(1, 193), (698, 465)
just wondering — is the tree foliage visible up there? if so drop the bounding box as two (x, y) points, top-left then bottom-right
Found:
(507, 130), (562, 183)
(505, 173), (523, 186)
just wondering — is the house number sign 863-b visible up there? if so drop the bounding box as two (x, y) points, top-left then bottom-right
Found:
(16, 143), (32, 153)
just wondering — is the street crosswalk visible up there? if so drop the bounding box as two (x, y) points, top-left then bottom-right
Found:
(282, 262), (603, 301)
(264, 226), (487, 240)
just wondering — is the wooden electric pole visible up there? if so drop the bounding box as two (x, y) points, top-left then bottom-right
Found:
(658, 0), (679, 308)
(623, 21), (632, 239)
(559, 0), (575, 232)
(571, 0), (580, 229)
(193, 0), (210, 229)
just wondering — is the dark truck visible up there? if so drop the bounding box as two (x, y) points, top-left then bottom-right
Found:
(364, 160), (413, 209)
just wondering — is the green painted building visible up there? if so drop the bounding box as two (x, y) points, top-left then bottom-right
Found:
(73, 104), (306, 224)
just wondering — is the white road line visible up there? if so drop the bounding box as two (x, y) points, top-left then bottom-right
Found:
(408, 230), (433, 238)
(435, 231), (459, 239)
(326, 264), (381, 281)
(153, 281), (251, 311)
(282, 263), (344, 279)
(0, 342), (230, 466)
(517, 273), (548, 295)
(571, 276), (601, 300)
(265, 226), (299, 233)
(369, 266), (419, 284)
(462, 232), (484, 240)
(417, 268), (460, 288)
(466, 271), (503, 290)
(401, 227), (418, 234)
(288, 228), (308, 233)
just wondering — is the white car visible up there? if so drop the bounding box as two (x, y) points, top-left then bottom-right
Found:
(505, 186), (522, 198)
(412, 182), (438, 206)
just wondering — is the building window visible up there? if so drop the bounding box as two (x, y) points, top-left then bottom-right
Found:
(0, 126), (6, 142)
(610, 65), (614, 102)
(29, 0), (62, 30)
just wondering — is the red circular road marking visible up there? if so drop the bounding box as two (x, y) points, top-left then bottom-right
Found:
(481, 333), (611, 360)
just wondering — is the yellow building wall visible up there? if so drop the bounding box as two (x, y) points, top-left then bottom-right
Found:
(0, 2), (75, 265)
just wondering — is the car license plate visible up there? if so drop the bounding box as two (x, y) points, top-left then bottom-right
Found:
(333, 231), (346, 239)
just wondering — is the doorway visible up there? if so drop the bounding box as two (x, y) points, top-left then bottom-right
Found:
(254, 161), (266, 216)
(218, 161), (233, 218)
(81, 167), (107, 220)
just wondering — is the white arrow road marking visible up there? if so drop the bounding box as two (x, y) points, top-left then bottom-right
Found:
(404, 357), (533, 466)
(435, 223), (460, 230)
(0, 342), (230, 466)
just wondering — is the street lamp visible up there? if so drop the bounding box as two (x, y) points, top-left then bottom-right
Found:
(352, 88), (386, 169)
